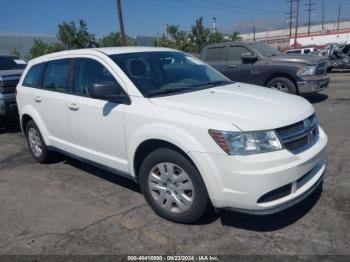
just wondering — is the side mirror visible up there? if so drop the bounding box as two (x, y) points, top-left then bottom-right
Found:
(241, 52), (258, 63)
(88, 81), (130, 104)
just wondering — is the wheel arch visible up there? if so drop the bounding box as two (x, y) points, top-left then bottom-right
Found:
(133, 139), (198, 182)
(20, 105), (51, 145)
(264, 72), (298, 92)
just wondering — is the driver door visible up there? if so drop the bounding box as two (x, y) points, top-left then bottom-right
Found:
(225, 46), (257, 84)
(67, 57), (129, 173)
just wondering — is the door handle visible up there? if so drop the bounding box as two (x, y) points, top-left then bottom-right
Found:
(228, 64), (237, 69)
(68, 103), (79, 111)
(34, 96), (42, 103)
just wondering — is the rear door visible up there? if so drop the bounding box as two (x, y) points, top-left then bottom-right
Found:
(35, 58), (74, 153)
(202, 45), (227, 75)
(66, 57), (128, 172)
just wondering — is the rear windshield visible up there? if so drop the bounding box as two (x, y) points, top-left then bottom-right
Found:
(0, 56), (26, 70)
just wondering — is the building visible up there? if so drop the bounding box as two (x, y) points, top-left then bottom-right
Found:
(0, 32), (57, 59)
(240, 20), (350, 49)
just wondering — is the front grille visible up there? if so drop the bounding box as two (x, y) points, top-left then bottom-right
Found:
(276, 114), (319, 154)
(315, 61), (327, 75)
(0, 79), (19, 94)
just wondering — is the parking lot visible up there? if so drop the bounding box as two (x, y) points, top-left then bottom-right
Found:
(0, 73), (349, 255)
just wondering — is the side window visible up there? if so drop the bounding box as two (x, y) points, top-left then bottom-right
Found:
(206, 47), (225, 62)
(43, 59), (70, 92)
(227, 46), (251, 63)
(74, 58), (122, 97)
(304, 49), (311, 54)
(22, 63), (43, 87)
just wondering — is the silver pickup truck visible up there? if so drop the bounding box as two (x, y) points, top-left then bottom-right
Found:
(0, 55), (25, 119)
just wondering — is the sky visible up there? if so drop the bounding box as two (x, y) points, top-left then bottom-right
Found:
(1, 0), (350, 38)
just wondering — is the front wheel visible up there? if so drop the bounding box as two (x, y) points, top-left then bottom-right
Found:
(267, 77), (297, 94)
(139, 148), (210, 224)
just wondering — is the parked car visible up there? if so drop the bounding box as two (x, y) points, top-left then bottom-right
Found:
(200, 42), (329, 94)
(285, 47), (318, 55)
(0, 55), (26, 120)
(17, 47), (327, 223)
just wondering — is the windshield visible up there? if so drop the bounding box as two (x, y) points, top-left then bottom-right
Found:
(110, 51), (231, 97)
(250, 43), (281, 57)
(0, 56), (26, 70)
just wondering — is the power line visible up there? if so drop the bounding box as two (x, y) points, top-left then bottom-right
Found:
(304, 0), (317, 35)
(172, 0), (281, 14)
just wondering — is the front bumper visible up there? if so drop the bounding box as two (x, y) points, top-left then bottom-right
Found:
(0, 98), (18, 117)
(297, 75), (330, 94)
(189, 126), (328, 214)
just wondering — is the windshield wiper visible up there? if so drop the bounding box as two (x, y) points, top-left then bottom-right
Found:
(146, 80), (233, 97)
(189, 80), (233, 88)
(147, 86), (195, 97)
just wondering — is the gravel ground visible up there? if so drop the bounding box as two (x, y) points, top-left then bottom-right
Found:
(0, 73), (349, 255)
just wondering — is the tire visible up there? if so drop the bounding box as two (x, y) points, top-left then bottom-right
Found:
(267, 77), (297, 94)
(25, 120), (55, 163)
(139, 148), (210, 224)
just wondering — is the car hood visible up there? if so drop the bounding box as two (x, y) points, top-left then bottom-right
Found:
(0, 69), (24, 78)
(150, 83), (314, 131)
(270, 54), (327, 65)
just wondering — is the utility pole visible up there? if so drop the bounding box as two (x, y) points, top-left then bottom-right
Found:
(294, 0), (300, 45)
(304, 0), (316, 35)
(286, 0), (294, 38)
(253, 24), (256, 42)
(321, 0), (325, 31)
(337, 4), (341, 32)
(117, 0), (126, 46)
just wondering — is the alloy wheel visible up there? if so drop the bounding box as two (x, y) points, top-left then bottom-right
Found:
(28, 127), (43, 158)
(270, 81), (290, 93)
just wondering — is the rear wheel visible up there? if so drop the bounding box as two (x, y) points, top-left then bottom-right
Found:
(25, 120), (55, 163)
(267, 77), (297, 94)
(139, 148), (210, 224)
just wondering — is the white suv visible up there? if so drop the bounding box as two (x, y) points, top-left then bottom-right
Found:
(17, 47), (327, 223)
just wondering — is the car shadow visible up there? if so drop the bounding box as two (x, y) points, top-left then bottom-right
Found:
(52, 154), (322, 229)
(62, 156), (141, 194)
(219, 184), (322, 231)
(303, 93), (328, 104)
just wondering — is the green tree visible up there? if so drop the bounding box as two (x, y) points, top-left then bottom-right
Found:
(228, 32), (242, 42)
(209, 32), (224, 44)
(157, 25), (192, 52)
(99, 32), (122, 47)
(99, 32), (135, 47)
(189, 17), (210, 53)
(10, 48), (21, 58)
(27, 39), (64, 60)
(28, 39), (49, 59)
(57, 20), (98, 49)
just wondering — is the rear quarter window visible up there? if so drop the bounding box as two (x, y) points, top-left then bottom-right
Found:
(205, 47), (225, 62)
(43, 59), (71, 92)
(22, 63), (43, 87)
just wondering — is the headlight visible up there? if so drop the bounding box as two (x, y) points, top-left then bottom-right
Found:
(209, 130), (282, 155)
(297, 65), (316, 76)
